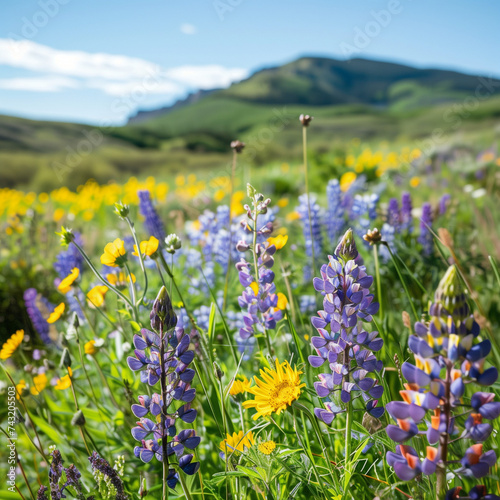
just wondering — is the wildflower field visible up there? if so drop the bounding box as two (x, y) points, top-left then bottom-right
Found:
(1, 119), (500, 500)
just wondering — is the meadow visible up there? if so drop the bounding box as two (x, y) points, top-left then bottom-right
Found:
(0, 117), (499, 500)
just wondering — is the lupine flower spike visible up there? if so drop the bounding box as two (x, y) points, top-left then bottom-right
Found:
(309, 229), (384, 423)
(127, 287), (200, 490)
(385, 265), (499, 495)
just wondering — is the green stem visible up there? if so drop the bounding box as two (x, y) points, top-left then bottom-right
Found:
(373, 244), (383, 321)
(125, 216), (149, 305)
(303, 125), (316, 274)
(344, 399), (353, 493)
(72, 241), (136, 315)
(385, 243), (419, 321)
(223, 149), (237, 311)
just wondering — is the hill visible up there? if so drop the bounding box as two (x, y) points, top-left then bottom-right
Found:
(2, 56), (500, 191)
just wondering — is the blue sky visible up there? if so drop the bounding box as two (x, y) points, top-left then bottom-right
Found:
(0, 0), (499, 124)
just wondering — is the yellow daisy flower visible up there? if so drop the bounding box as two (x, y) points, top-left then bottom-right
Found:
(276, 293), (288, 310)
(219, 431), (255, 456)
(410, 176), (421, 188)
(133, 236), (159, 258)
(84, 340), (98, 355)
(340, 171), (357, 192)
(58, 268), (80, 294)
(243, 359), (305, 420)
(106, 271), (136, 287)
(0, 330), (24, 360)
(55, 367), (73, 391)
(47, 303), (65, 324)
(258, 440), (276, 455)
(100, 238), (127, 267)
(30, 372), (48, 395)
(229, 376), (252, 396)
(15, 379), (26, 400)
(267, 234), (288, 250)
(87, 285), (109, 308)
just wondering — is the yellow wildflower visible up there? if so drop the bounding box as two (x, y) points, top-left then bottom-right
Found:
(55, 367), (73, 390)
(15, 379), (26, 400)
(410, 176), (421, 188)
(30, 372), (48, 395)
(258, 440), (276, 455)
(58, 268), (79, 294)
(229, 376), (252, 396)
(0, 330), (24, 360)
(133, 236), (159, 258)
(100, 238), (127, 267)
(340, 172), (357, 192)
(47, 303), (65, 324)
(219, 431), (255, 456)
(87, 285), (109, 307)
(107, 271), (136, 287)
(243, 359), (305, 420)
(277, 293), (288, 310)
(84, 340), (97, 356)
(267, 234), (288, 250)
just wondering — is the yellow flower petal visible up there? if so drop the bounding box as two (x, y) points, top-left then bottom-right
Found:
(58, 268), (80, 294)
(47, 303), (65, 324)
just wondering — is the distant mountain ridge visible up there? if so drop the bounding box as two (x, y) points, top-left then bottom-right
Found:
(127, 56), (500, 126)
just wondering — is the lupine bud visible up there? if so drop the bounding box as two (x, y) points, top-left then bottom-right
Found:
(236, 240), (250, 252)
(150, 287), (177, 332)
(213, 361), (224, 380)
(247, 183), (256, 198)
(434, 265), (468, 322)
(71, 410), (86, 426)
(335, 228), (358, 262)
(60, 348), (71, 369)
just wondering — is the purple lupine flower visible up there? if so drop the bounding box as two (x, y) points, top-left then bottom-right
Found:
(37, 450), (86, 500)
(439, 193), (451, 215)
(418, 202), (433, 256)
(54, 232), (84, 279)
(400, 191), (413, 232)
(88, 452), (128, 500)
(235, 187), (283, 340)
(138, 190), (166, 243)
(127, 288), (200, 490)
(446, 485), (500, 499)
(326, 179), (344, 245)
(309, 229), (384, 422)
(385, 266), (499, 487)
(24, 288), (53, 345)
(297, 193), (323, 281)
(387, 198), (400, 231)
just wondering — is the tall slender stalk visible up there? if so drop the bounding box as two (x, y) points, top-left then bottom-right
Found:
(373, 244), (383, 321)
(223, 148), (238, 311)
(384, 242), (419, 321)
(159, 322), (169, 500)
(302, 125), (316, 273)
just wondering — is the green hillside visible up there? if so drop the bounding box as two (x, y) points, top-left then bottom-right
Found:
(2, 56), (500, 191)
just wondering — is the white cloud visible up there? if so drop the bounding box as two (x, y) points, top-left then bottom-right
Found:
(0, 38), (248, 96)
(180, 23), (197, 35)
(0, 75), (78, 92)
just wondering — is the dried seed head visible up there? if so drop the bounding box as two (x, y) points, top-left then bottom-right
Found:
(363, 228), (382, 246)
(299, 114), (313, 127)
(230, 140), (245, 153)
